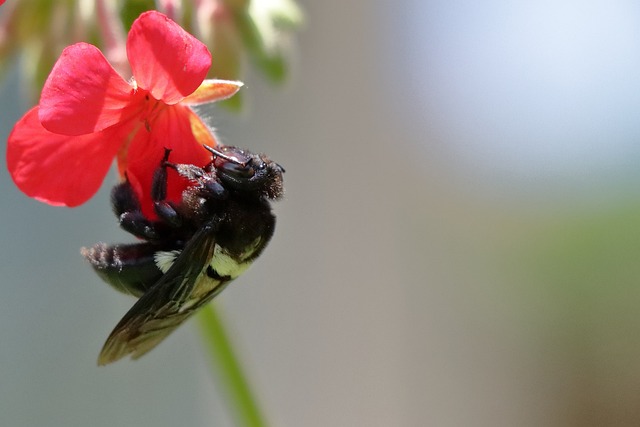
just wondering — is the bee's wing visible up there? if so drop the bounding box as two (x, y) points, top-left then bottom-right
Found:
(98, 224), (226, 365)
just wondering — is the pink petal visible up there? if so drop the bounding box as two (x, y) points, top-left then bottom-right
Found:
(39, 43), (134, 136)
(122, 104), (216, 218)
(182, 79), (244, 105)
(7, 107), (127, 207)
(127, 11), (211, 105)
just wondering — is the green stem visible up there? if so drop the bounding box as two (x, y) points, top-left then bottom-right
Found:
(197, 303), (268, 427)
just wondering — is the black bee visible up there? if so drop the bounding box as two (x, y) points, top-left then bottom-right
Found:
(81, 145), (284, 365)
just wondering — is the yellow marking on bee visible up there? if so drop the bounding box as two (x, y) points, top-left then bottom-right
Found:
(153, 250), (181, 273)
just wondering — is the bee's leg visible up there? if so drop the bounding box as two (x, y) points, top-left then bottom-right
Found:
(151, 149), (185, 227)
(81, 242), (169, 297)
(111, 178), (141, 217)
(165, 162), (206, 181)
(111, 181), (163, 240)
(150, 148), (171, 203)
(165, 161), (228, 200)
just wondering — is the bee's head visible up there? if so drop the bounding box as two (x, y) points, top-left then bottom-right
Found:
(204, 145), (284, 200)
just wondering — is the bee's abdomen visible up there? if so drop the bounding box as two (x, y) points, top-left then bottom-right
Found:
(81, 242), (166, 297)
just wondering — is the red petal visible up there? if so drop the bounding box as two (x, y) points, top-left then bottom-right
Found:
(127, 11), (211, 105)
(122, 105), (216, 218)
(7, 107), (126, 207)
(39, 43), (134, 136)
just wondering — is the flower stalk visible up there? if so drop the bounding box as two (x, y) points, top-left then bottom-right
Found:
(198, 304), (269, 427)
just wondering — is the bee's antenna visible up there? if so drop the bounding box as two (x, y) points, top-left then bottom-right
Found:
(203, 145), (245, 166)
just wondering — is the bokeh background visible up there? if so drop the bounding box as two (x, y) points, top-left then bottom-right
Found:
(3, 0), (640, 426)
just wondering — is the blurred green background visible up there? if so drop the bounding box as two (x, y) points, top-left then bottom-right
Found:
(3, 1), (640, 426)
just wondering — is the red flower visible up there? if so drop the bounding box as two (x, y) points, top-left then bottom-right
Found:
(6, 10), (242, 217)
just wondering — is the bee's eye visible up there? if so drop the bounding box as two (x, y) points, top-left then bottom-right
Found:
(219, 161), (255, 180)
(209, 146), (276, 193)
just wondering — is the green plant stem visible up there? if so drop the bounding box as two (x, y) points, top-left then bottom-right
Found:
(197, 303), (268, 427)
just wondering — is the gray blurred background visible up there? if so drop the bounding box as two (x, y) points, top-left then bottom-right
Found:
(3, 0), (640, 426)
